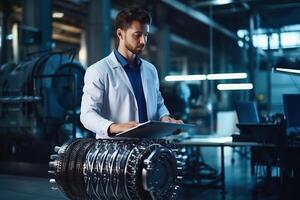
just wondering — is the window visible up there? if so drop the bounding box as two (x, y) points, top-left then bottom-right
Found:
(253, 34), (268, 50)
(281, 31), (300, 48)
(269, 33), (279, 49)
(237, 25), (300, 50)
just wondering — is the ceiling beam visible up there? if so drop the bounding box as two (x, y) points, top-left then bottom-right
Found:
(52, 22), (82, 34)
(161, 0), (239, 41)
(214, 2), (300, 15)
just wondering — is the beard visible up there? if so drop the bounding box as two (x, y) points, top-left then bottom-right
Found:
(124, 41), (145, 55)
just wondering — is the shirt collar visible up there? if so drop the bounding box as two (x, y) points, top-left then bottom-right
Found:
(114, 49), (142, 68)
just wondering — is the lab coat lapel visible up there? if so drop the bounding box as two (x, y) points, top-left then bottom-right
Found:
(108, 52), (135, 97)
(117, 67), (135, 96)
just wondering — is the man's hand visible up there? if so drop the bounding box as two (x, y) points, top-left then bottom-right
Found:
(160, 115), (184, 124)
(108, 121), (139, 136)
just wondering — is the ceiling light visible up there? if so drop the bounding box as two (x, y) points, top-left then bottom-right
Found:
(214, 0), (232, 5)
(273, 58), (300, 75)
(207, 73), (247, 80)
(165, 74), (206, 81)
(52, 12), (64, 19)
(217, 83), (253, 91)
(238, 40), (244, 48)
(274, 68), (300, 74)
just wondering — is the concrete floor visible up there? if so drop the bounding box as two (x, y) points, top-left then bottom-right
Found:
(0, 174), (67, 200)
(0, 147), (279, 200)
(177, 146), (271, 200)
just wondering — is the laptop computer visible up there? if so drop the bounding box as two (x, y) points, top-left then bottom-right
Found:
(234, 101), (280, 143)
(235, 101), (260, 124)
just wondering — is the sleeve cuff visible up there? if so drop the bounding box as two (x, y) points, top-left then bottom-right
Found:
(159, 112), (170, 120)
(95, 120), (115, 139)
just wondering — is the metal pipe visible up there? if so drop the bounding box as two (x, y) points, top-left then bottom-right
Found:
(1, 0), (10, 64)
(0, 96), (42, 103)
(209, 6), (214, 134)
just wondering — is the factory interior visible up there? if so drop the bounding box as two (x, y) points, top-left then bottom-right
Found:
(1, 0), (300, 199)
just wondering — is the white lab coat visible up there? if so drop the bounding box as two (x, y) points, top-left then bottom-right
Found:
(80, 52), (170, 138)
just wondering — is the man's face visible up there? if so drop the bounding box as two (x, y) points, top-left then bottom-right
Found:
(118, 21), (149, 54)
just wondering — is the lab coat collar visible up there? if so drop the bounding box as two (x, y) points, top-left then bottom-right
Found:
(107, 51), (142, 69)
(107, 51), (121, 69)
(113, 49), (142, 69)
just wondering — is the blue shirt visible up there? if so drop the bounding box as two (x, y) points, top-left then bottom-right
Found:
(114, 50), (148, 123)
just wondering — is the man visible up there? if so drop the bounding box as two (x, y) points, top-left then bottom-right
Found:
(80, 7), (182, 138)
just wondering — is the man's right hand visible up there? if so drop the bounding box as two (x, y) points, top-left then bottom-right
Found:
(108, 121), (139, 136)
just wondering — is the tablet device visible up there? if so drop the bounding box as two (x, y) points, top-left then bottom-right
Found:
(115, 120), (197, 138)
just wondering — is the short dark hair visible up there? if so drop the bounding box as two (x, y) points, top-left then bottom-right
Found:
(115, 7), (152, 31)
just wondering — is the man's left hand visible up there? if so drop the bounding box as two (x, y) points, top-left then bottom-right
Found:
(160, 115), (184, 124)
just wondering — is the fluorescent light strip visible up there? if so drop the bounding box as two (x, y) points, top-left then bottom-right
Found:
(217, 83), (253, 90)
(165, 72), (248, 82)
(165, 75), (206, 81)
(275, 68), (300, 74)
(207, 73), (247, 80)
(52, 12), (64, 18)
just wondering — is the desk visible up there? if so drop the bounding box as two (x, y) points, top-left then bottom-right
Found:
(176, 136), (275, 195)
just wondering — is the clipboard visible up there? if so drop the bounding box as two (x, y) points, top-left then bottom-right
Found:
(115, 120), (197, 138)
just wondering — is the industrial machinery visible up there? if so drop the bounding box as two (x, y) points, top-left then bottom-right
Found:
(49, 138), (181, 200)
(0, 50), (85, 161)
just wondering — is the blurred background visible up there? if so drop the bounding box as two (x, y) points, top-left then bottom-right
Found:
(1, 0), (300, 200)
